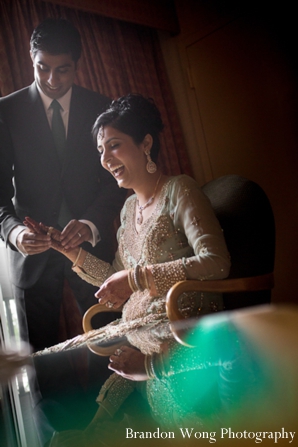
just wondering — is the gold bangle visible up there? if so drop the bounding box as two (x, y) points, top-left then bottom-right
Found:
(144, 355), (155, 379)
(139, 267), (150, 290)
(73, 247), (82, 267)
(134, 264), (143, 291)
(152, 352), (166, 379)
(128, 269), (138, 293)
(127, 269), (134, 292)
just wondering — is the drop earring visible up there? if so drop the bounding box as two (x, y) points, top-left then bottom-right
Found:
(145, 150), (157, 174)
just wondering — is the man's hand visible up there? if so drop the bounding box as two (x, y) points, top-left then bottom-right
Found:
(60, 220), (92, 250)
(16, 229), (51, 255)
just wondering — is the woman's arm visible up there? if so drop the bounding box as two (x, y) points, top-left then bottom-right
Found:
(147, 175), (231, 296)
(92, 176), (231, 299)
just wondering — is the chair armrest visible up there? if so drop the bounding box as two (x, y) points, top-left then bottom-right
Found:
(82, 304), (123, 356)
(166, 273), (274, 346)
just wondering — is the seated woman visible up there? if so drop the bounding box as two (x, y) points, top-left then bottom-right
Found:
(30, 93), (231, 445)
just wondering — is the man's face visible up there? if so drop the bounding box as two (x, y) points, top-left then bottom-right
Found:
(31, 50), (77, 99)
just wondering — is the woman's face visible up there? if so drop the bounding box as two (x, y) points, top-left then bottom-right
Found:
(97, 126), (151, 190)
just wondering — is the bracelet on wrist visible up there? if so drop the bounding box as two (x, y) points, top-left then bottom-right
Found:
(151, 352), (166, 380)
(144, 355), (156, 379)
(128, 269), (138, 292)
(144, 353), (167, 380)
(128, 265), (151, 293)
(139, 266), (150, 290)
(134, 264), (144, 291)
(73, 247), (82, 267)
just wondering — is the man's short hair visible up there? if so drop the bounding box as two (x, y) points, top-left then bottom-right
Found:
(30, 18), (82, 63)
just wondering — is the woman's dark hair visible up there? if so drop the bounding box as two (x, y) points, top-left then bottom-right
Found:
(30, 18), (82, 64)
(92, 94), (164, 162)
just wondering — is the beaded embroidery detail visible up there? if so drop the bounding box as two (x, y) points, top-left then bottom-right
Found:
(118, 179), (173, 267)
(79, 252), (111, 285)
(96, 374), (135, 417)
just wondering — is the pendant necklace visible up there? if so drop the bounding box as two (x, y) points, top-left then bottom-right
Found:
(136, 173), (162, 225)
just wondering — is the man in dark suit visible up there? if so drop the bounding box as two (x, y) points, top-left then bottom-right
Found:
(0, 18), (125, 352)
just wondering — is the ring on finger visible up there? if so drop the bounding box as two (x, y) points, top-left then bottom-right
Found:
(106, 301), (114, 308)
(47, 227), (54, 236)
(115, 348), (122, 356)
(77, 232), (82, 238)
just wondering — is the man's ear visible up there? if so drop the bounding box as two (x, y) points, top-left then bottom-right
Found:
(30, 51), (34, 64)
(142, 134), (153, 154)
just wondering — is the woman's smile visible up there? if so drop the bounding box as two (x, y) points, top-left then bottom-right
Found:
(108, 163), (125, 178)
(97, 126), (147, 189)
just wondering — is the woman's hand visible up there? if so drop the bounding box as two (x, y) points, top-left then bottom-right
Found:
(95, 270), (131, 309)
(108, 346), (148, 381)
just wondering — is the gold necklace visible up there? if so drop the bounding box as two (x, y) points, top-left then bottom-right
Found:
(136, 173), (162, 225)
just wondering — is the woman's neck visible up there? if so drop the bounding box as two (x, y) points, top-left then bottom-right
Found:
(135, 172), (167, 204)
(134, 172), (166, 227)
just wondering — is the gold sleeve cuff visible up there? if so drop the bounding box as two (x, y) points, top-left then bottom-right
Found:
(151, 259), (187, 296)
(72, 252), (112, 287)
(96, 373), (135, 417)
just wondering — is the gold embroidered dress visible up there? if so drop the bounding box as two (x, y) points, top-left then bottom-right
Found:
(72, 174), (231, 426)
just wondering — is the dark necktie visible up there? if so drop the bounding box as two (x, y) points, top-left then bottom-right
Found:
(51, 99), (66, 162)
(50, 99), (71, 227)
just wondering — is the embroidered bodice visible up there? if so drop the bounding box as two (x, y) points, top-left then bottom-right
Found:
(66, 175), (231, 428)
(74, 175), (230, 355)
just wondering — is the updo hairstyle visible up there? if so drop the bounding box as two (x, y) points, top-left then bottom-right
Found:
(92, 93), (164, 163)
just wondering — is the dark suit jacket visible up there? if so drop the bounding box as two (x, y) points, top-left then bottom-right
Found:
(0, 83), (125, 288)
